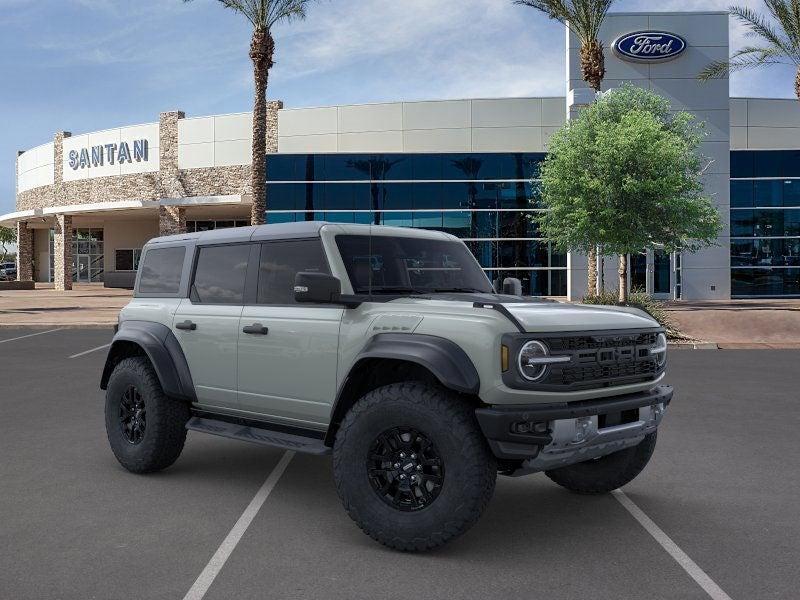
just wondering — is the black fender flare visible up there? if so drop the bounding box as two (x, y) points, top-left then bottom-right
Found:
(100, 320), (196, 402)
(325, 333), (480, 445)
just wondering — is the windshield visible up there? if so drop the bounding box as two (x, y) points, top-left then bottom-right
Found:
(335, 234), (493, 295)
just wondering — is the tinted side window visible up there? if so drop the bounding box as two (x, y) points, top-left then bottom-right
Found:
(192, 244), (251, 304)
(138, 246), (185, 295)
(257, 240), (329, 304)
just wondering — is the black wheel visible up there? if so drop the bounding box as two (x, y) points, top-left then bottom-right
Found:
(333, 382), (496, 552)
(545, 432), (658, 494)
(105, 356), (189, 474)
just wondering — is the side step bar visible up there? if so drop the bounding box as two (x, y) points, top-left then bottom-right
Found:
(186, 416), (331, 455)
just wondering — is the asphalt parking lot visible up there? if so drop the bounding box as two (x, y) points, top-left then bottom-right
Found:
(2, 328), (799, 599)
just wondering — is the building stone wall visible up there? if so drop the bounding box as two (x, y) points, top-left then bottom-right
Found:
(181, 165), (251, 198)
(53, 214), (73, 291)
(159, 111), (187, 200)
(16, 221), (33, 281)
(158, 206), (186, 236)
(266, 101), (281, 153)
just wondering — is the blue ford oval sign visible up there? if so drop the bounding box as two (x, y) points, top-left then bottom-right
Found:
(613, 31), (686, 62)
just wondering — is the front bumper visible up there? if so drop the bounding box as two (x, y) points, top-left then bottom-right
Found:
(475, 385), (672, 474)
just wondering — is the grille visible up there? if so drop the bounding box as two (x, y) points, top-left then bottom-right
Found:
(546, 332), (658, 352)
(540, 331), (662, 390)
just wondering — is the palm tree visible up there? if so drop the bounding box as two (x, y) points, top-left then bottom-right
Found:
(514, 0), (615, 294)
(185, 0), (314, 225)
(699, 2), (800, 101)
(348, 157), (406, 225)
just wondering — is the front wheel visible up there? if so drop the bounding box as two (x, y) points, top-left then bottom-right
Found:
(105, 357), (189, 474)
(333, 382), (497, 551)
(545, 432), (658, 494)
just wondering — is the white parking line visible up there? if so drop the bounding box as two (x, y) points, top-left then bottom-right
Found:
(0, 329), (63, 344)
(613, 489), (733, 600)
(68, 343), (111, 359)
(182, 450), (295, 600)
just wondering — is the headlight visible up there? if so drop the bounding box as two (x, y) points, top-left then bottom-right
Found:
(517, 340), (570, 381)
(649, 332), (667, 367)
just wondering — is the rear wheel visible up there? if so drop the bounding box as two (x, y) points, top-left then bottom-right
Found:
(333, 382), (496, 551)
(105, 357), (189, 473)
(545, 432), (658, 494)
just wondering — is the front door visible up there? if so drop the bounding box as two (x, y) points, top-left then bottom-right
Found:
(76, 255), (90, 282)
(172, 243), (254, 410)
(630, 252), (647, 292)
(652, 249), (672, 299)
(237, 239), (343, 428)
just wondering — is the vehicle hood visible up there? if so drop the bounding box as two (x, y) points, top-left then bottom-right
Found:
(502, 301), (659, 332)
(387, 293), (659, 333)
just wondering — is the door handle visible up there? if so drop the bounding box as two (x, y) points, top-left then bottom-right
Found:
(242, 323), (269, 335)
(175, 320), (197, 331)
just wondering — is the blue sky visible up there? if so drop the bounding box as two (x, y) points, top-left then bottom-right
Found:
(1, 0), (797, 215)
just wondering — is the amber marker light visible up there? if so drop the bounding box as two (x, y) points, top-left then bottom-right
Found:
(501, 345), (509, 372)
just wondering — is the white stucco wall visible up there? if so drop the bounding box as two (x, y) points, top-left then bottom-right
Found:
(274, 98), (566, 154)
(730, 98), (800, 149)
(177, 112), (253, 169)
(17, 142), (54, 194)
(61, 123), (160, 182)
(102, 218), (159, 272)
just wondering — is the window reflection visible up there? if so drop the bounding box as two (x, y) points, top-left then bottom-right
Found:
(263, 152), (563, 295)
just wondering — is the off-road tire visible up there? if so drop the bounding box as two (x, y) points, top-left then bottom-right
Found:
(333, 382), (496, 551)
(105, 356), (189, 474)
(545, 432), (658, 494)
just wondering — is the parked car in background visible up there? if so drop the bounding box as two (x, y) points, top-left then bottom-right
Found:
(0, 262), (16, 281)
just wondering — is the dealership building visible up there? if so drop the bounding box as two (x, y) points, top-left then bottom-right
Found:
(4, 10), (800, 299)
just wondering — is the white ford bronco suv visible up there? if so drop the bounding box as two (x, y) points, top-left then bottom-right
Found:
(101, 222), (671, 551)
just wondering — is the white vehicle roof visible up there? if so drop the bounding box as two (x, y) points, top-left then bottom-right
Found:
(146, 221), (458, 247)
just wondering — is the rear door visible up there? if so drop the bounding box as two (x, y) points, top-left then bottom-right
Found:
(172, 243), (256, 410)
(237, 239), (343, 428)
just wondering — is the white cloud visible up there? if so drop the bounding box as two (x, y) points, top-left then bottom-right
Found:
(268, 0), (565, 102)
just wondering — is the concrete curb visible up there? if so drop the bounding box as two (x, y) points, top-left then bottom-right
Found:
(668, 341), (719, 350)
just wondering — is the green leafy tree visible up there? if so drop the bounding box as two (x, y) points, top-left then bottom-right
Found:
(535, 84), (722, 302)
(515, 0), (616, 292)
(0, 226), (15, 263)
(184, 0), (315, 225)
(699, 2), (800, 100)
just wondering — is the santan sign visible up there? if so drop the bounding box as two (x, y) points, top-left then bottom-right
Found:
(68, 139), (149, 170)
(613, 31), (686, 62)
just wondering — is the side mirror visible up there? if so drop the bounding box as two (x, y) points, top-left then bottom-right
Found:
(294, 272), (342, 304)
(502, 277), (522, 296)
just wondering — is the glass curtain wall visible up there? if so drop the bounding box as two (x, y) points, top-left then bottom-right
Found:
(731, 150), (800, 297)
(264, 153), (567, 296)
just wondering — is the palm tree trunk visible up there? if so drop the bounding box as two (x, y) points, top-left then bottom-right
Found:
(580, 40), (605, 93)
(598, 246), (604, 292)
(580, 39), (604, 294)
(618, 254), (628, 303)
(249, 29), (274, 226)
(796, 67), (800, 102)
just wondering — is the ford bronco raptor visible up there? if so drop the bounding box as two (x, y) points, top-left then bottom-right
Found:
(101, 222), (671, 551)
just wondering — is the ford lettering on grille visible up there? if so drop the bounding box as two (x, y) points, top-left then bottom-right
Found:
(535, 332), (663, 390)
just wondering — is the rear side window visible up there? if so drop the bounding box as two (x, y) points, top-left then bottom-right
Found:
(257, 239), (329, 304)
(138, 246), (185, 295)
(192, 244), (251, 304)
